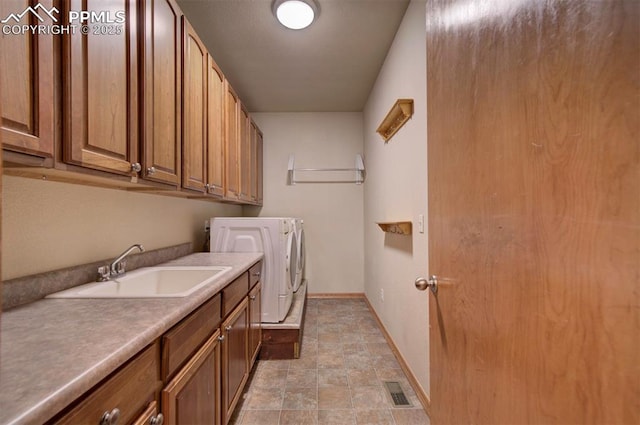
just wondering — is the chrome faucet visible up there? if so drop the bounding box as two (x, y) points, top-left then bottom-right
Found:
(97, 244), (145, 281)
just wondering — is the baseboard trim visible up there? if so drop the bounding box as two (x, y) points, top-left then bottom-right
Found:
(363, 296), (432, 417)
(307, 292), (365, 299)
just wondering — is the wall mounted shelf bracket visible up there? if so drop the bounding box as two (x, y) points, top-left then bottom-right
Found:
(376, 99), (414, 142)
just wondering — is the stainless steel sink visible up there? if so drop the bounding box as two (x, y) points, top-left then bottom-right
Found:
(46, 266), (232, 298)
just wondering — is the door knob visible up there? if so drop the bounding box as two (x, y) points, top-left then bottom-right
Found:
(415, 275), (438, 294)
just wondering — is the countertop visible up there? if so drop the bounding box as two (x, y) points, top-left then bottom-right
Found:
(0, 252), (263, 425)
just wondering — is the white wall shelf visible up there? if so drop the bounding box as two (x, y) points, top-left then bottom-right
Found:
(287, 154), (365, 185)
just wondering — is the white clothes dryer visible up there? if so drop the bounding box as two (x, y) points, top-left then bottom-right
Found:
(291, 218), (305, 292)
(210, 217), (297, 323)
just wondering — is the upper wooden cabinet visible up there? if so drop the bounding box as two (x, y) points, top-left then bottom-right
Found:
(207, 56), (226, 198)
(181, 18), (208, 193)
(250, 119), (263, 206)
(238, 103), (252, 202)
(224, 83), (240, 200)
(62, 0), (140, 176)
(141, 0), (182, 186)
(0, 0), (55, 160)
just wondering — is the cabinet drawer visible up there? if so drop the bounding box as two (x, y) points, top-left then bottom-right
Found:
(54, 342), (161, 425)
(249, 260), (262, 288)
(223, 273), (249, 316)
(162, 294), (222, 382)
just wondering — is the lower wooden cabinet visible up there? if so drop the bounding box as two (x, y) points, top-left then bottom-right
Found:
(162, 330), (222, 425)
(132, 401), (163, 425)
(50, 263), (263, 425)
(249, 282), (262, 367)
(221, 298), (249, 425)
(54, 342), (161, 425)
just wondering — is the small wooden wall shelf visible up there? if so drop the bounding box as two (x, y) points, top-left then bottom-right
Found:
(376, 99), (414, 142)
(377, 221), (412, 235)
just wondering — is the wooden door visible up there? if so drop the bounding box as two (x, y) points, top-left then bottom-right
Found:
(221, 298), (248, 425)
(162, 331), (222, 425)
(248, 282), (262, 367)
(181, 18), (207, 193)
(224, 82), (240, 200)
(0, 0), (55, 160)
(63, 0), (139, 176)
(142, 0), (182, 186)
(207, 55), (226, 198)
(426, 1), (639, 424)
(238, 103), (252, 202)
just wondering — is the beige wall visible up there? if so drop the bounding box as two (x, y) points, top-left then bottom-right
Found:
(363, 0), (429, 395)
(246, 112), (365, 294)
(2, 175), (241, 280)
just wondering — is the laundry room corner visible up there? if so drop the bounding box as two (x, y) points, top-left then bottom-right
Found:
(244, 112), (365, 295)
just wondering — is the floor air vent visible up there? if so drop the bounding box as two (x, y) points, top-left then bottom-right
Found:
(383, 381), (412, 407)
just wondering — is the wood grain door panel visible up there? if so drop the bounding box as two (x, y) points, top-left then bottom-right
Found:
(0, 0), (55, 158)
(181, 18), (207, 192)
(224, 82), (240, 200)
(142, 0), (181, 186)
(427, 1), (639, 424)
(207, 55), (225, 197)
(238, 103), (251, 202)
(162, 331), (221, 425)
(63, 0), (138, 175)
(221, 298), (248, 425)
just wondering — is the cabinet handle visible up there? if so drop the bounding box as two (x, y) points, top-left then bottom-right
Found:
(252, 271), (261, 277)
(130, 162), (142, 173)
(147, 166), (156, 175)
(225, 325), (233, 332)
(150, 413), (164, 425)
(218, 335), (225, 342)
(249, 295), (256, 300)
(205, 183), (211, 191)
(100, 408), (120, 425)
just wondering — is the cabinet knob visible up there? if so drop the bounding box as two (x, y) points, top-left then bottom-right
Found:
(225, 325), (233, 332)
(150, 413), (164, 425)
(100, 408), (120, 425)
(147, 166), (156, 175)
(252, 271), (261, 277)
(249, 295), (256, 300)
(130, 162), (142, 173)
(218, 334), (225, 342)
(205, 183), (211, 190)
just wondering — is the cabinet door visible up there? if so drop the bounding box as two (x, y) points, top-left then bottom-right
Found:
(221, 298), (248, 425)
(255, 127), (264, 205)
(238, 103), (252, 202)
(63, 0), (139, 176)
(249, 120), (263, 205)
(181, 18), (208, 193)
(248, 282), (262, 367)
(207, 56), (225, 198)
(163, 330), (222, 425)
(142, 0), (182, 186)
(0, 0), (55, 159)
(224, 83), (240, 200)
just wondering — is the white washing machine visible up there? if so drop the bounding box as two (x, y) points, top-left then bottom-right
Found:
(210, 217), (297, 323)
(292, 218), (305, 292)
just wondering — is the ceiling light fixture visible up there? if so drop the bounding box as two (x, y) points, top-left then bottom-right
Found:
(273, 0), (318, 30)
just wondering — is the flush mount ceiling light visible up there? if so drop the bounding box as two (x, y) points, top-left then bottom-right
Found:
(273, 0), (318, 30)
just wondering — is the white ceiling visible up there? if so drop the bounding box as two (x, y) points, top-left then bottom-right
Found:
(177, 0), (411, 112)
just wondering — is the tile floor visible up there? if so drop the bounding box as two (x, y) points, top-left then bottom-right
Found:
(230, 297), (431, 425)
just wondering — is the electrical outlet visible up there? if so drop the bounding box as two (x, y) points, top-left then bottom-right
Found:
(380, 288), (384, 302)
(418, 214), (424, 233)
